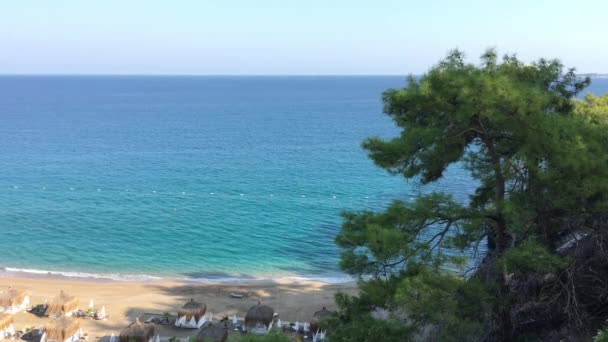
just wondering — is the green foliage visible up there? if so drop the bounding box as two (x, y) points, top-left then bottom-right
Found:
(325, 293), (415, 342)
(395, 266), (489, 341)
(499, 238), (568, 274)
(550, 92), (608, 213)
(336, 193), (472, 278)
(574, 93), (608, 126)
(365, 49), (587, 186)
(232, 330), (294, 342)
(326, 313), (412, 342)
(333, 48), (608, 341)
(595, 326), (608, 342)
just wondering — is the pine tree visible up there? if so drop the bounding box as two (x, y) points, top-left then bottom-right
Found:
(331, 49), (608, 341)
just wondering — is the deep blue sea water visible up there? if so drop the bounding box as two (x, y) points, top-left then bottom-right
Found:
(0, 76), (606, 281)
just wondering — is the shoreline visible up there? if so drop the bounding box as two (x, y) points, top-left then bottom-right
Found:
(0, 266), (353, 285)
(0, 275), (357, 341)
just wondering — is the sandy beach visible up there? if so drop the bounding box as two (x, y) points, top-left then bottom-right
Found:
(0, 275), (356, 341)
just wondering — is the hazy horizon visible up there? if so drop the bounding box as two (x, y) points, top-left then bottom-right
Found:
(1, 0), (607, 75)
(1, 73), (608, 77)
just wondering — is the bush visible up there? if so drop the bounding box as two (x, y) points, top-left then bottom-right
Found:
(233, 330), (295, 342)
(595, 326), (608, 342)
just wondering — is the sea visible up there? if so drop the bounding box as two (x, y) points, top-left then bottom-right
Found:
(0, 76), (606, 282)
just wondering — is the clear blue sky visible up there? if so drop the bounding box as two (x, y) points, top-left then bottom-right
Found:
(1, 0), (606, 75)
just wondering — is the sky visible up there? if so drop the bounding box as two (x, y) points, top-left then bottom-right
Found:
(1, 0), (607, 75)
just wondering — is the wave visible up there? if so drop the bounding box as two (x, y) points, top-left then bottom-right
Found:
(276, 275), (355, 284)
(0, 267), (162, 282)
(180, 275), (354, 284)
(0, 266), (353, 284)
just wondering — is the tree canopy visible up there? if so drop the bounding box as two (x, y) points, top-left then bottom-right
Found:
(331, 49), (608, 341)
(575, 92), (608, 125)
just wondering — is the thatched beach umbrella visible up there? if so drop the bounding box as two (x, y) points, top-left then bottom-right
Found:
(310, 307), (332, 334)
(0, 314), (13, 332)
(178, 298), (206, 321)
(119, 319), (155, 342)
(196, 323), (228, 342)
(46, 291), (79, 317)
(245, 302), (274, 328)
(44, 315), (81, 342)
(0, 287), (27, 308)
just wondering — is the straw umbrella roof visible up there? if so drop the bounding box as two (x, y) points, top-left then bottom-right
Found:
(46, 291), (79, 316)
(0, 287), (27, 307)
(313, 307), (332, 320)
(0, 314), (13, 331)
(311, 307), (332, 333)
(177, 298), (206, 320)
(44, 315), (80, 342)
(119, 319), (155, 342)
(196, 323), (227, 342)
(245, 302), (274, 327)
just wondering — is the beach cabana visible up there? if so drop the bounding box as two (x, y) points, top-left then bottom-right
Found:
(310, 307), (332, 335)
(0, 287), (29, 314)
(195, 323), (228, 342)
(175, 298), (207, 328)
(46, 291), (79, 317)
(119, 319), (155, 342)
(41, 315), (81, 342)
(0, 314), (15, 339)
(245, 302), (274, 335)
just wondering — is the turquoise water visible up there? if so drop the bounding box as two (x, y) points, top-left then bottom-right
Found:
(0, 76), (605, 281)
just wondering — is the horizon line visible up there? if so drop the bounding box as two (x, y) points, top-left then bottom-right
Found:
(0, 73), (411, 77)
(0, 72), (606, 78)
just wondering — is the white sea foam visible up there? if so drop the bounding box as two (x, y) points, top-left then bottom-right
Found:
(278, 275), (354, 284)
(0, 266), (352, 284)
(0, 267), (162, 282)
(178, 275), (353, 284)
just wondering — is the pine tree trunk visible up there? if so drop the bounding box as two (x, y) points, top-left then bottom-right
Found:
(485, 135), (513, 341)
